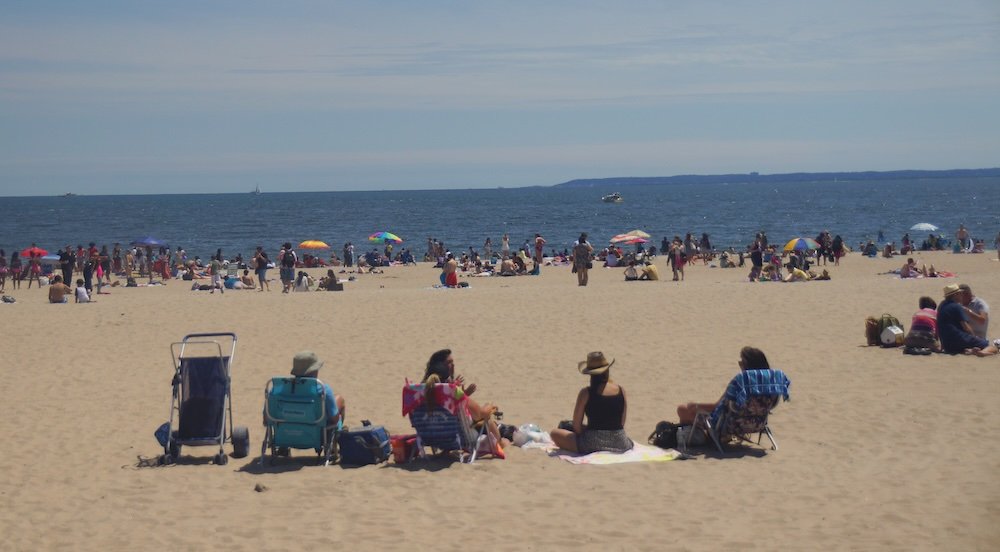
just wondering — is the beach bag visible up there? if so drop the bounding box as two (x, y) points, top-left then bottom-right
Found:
(865, 316), (880, 346)
(880, 326), (904, 347)
(338, 421), (391, 466)
(648, 421), (679, 449)
(876, 314), (902, 337)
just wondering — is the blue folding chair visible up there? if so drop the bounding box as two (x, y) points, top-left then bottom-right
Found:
(685, 368), (790, 453)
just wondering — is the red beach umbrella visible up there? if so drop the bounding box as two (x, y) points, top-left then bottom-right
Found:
(21, 246), (48, 258)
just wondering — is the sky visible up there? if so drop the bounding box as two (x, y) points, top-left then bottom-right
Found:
(1, 0), (998, 195)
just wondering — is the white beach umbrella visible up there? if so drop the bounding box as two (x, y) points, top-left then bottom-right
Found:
(910, 223), (939, 232)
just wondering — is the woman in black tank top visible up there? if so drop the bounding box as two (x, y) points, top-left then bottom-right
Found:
(550, 352), (634, 454)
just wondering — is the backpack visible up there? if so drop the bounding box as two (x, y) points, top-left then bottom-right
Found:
(648, 421), (679, 449)
(876, 313), (903, 336)
(872, 313), (904, 348)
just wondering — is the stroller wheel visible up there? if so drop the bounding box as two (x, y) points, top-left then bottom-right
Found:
(214, 452), (229, 465)
(169, 442), (181, 460)
(160, 454), (174, 465)
(231, 426), (250, 458)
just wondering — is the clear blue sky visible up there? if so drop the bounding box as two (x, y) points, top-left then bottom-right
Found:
(1, 0), (998, 195)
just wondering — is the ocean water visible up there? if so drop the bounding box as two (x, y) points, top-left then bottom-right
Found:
(1, 177), (998, 259)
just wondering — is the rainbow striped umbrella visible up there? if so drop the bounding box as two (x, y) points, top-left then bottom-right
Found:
(368, 231), (403, 244)
(783, 237), (821, 251)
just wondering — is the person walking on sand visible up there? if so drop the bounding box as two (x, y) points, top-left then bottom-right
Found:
(210, 254), (224, 294)
(8, 251), (22, 290)
(25, 253), (42, 289)
(484, 237), (493, 260)
(501, 233), (510, 258)
(0, 249), (7, 293)
(534, 233), (546, 264)
(58, 245), (75, 286)
(254, 246), (270, 291)
(573, 233), (594, 286)
(668, 240), (686, 281)
(279, 242), (297, 293)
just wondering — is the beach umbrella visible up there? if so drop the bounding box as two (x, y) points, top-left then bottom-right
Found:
(610, 234), (634, 244)
(783, 237), (821, 251)
(299, 240), (330, 249)
(624, 229), (651, 239)
(368, 231), (403, 244)
(910, 223), (938, 232)
(130, 236), (168, 247)
(20, 246), (48, 257)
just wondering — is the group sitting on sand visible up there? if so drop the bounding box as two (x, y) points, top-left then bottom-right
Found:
(262, 345), (786, 464)
(901, 283), (997, 356)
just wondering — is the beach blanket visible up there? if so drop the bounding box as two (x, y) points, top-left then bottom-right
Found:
(554, 443), (684, 465)
(889, 271), (956, 279)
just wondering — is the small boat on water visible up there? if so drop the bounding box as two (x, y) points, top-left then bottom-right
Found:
(601, 192), (623, 203)
(251, 184), (261, 195)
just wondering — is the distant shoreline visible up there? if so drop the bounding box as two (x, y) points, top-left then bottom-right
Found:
(554, 168), (1000, 188)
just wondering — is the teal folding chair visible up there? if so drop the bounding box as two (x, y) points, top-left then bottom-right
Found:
(260, 377), (337, 465)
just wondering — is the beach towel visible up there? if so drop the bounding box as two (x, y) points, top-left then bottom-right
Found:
(554, 443), (685, 465)
(401, 381), (471, 418)
(710, 368), (790, 426)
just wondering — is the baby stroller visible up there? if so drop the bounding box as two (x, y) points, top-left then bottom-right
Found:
(161, 333), (250, 465)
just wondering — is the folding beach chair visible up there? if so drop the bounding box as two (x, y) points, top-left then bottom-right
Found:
(684, 369), (790, 453)
(260, 376), (338, 466)
(162, 333), (250, 465)
(402, 382), (493, 463)
(226, 263), (239, 279)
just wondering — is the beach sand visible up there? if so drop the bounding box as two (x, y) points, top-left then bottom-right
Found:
(1, 251), (998, 550)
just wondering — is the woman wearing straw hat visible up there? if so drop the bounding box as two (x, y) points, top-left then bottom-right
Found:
(549, 352), (634, 453)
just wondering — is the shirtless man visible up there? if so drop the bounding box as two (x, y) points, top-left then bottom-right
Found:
(443, 253), (459, 287)
(956, 225), (970, 250)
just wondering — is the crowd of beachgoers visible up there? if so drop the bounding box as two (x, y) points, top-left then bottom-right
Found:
(1, 225), (997, 298)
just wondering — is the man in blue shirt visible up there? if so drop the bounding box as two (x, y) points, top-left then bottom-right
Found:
(938, 284), (998, 356)
(291, 350), (345, 430)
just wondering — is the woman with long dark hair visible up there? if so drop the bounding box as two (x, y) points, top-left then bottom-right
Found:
(422, 349), (507, 450)
(676, 346), (770, 424)
(550, 351), (633, 453)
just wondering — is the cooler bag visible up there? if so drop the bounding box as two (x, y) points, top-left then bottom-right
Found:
(338, 421), (391, 465)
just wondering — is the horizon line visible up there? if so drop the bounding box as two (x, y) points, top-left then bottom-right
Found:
(2, 166), (997, 198)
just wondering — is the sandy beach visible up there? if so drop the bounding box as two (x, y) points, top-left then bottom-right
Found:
(1, 250), (998, 550)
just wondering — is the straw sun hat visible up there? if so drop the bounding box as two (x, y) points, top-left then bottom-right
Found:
(578, 351), (614, 375)
(291, 350), (324, 376)
(942, 283), (963, 298)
